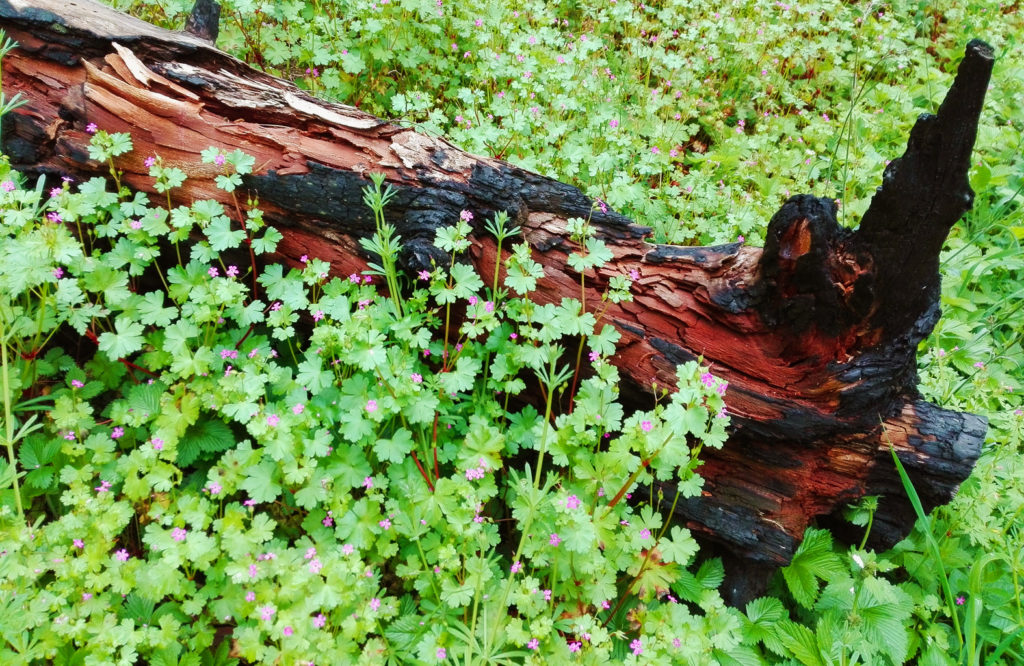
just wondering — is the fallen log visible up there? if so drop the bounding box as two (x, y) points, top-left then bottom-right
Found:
(0, 0), (989, 593)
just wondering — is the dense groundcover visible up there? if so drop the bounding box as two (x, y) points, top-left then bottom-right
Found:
(1, 0), (1022, 664)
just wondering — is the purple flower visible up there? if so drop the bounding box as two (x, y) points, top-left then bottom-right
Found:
(366, 400), (378, 413)
(111, 426), (124, 439)
(363, 476), (373, 489)
(956, 595), (966, 605)
(566, 495), (581, 510)
(85, 123), (98, 134)
(1, 180), (15, 192)
(630, 638), (643, 655)
(313, 310), (324, 322)
(460, 209), (473, 222)
(245, 591), (256, 602)
(214, 153), (226, 167)
(313, 613), (326, 628)
(266, 414), (280, 427)
(171, 527), (187, 542)
(46, 212), (62, 223)
(226, 265), (239, 277)
(260, 605), (275, 621)
(378, 518), (391, 530)
(151, 438), (164, 451)
(511, 561), (522, 574)
(144, 156), (157, 168)
(641, 420), (652, 432)
(672, 637), (681, 648)
(73, 539), (84, 548)
(283, 625), (294, 637)
(130, 219), (142, 230)
(549, 533), (561, 547)
(114, 549), (130, 561)
(568, 641), (581, 653)
(208, 481), (222, 495)
(53, 267), (64, 279)
(527, 638), (539, 650)
(436, 647), (447, 660)
(292, 403), (305, 415)
(411, 373), (423, 384)
(50, 187), (62, 198)
(309, 558), (323, 574)
(418, 270), (431, 281)
(369, 597), (381, 611)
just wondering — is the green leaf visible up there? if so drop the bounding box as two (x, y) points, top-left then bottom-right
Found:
(781, 528), (845, 608)
(240, 460), (282, 503)
(374, 427), (415, 464)
(97, 316), (146, 358)
(177, 418), (236, 466)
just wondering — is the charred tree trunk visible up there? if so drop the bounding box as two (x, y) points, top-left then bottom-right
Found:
(0, 0), (989, 588)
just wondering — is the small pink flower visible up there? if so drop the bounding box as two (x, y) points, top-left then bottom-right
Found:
(418, 270), (431, 281)
(214, 153), (226, 167)
(313, 613), (326, 628)
(411, 373), (423, 383)
(144, 156), (157, 168)
(71, 379), (83, 388)
(114, 549), (130, 561)
(956, 595), (966, 605)
(73, 539), (84, 548)
(549, 533), (561, 547)
(47, 212), (62, 223)
(609, 119), (619, 128)
(82, 592), (92, 600)
(171, 527), (187, 542)
(568, 641), (581, 653)
(208, 267), (219, 278)
(527, 638), (539, 650)
(1, 180), (15, 192)
(130, 219), (142, 230)
(245, 591), (256, 602)
(640, 529), (651, 539)
(226, 265), (239, 277)
(342, 544), (354, 555)
(672, 637), (681, 648)
(363, 476), (373, 489)
(641, 420), (652, 432)
(266, 414), (280, 427)
(511, 561), (522, 574)
(85, 123), (98, 134)
(436, 647), (447, 660)
(309, 558), (323, 574)
(249, 563), (258, 578)
(292, 403), (305, 415)
(379, 518), (391, 530)
(366, 400), (378, 413)
(542, 589), (552, 601)
(630, 638), (642, 655)
(50, 187), (62, 198)
(152, 438), (164, 451)
(369, 597), (381, 611)
(566, 495), (581, 510)
(208, 481), (222, 495)
(283, 626), (293, 637)
(460, 209), (473, 222)
(260, 605), (275, 621)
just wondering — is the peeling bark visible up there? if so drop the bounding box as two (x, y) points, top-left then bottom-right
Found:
(0, 0), (989, 590)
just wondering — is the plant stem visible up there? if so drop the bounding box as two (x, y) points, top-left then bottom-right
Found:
(0, 323), (24, 520)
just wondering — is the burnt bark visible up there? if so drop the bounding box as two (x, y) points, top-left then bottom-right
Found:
(0, 0), (990, 589)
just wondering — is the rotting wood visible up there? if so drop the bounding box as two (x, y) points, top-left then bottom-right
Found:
(0, 0), (990, 600)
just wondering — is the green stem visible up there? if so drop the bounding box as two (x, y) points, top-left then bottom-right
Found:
(1, 323), (24, 521)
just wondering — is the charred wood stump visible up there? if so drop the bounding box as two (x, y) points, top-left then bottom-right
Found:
(0, 0), (990, 599)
